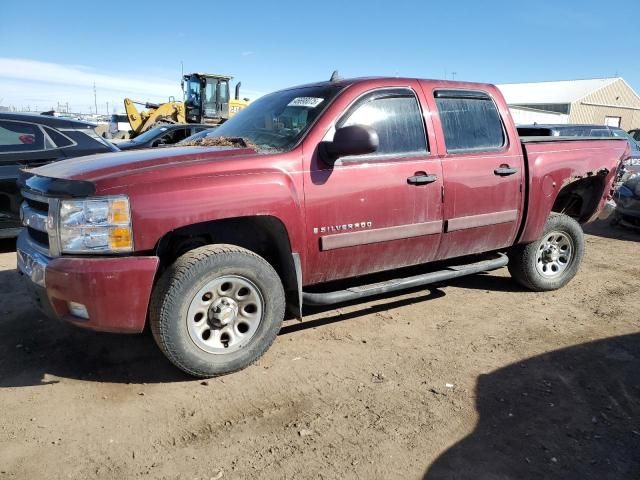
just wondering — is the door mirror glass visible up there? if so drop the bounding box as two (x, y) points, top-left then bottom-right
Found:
(320, 125), (379, 164)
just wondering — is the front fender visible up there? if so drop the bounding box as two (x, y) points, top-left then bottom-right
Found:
(102, 168), (306, 258)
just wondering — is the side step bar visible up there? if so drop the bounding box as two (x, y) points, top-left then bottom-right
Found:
(302, 253), (509, 306)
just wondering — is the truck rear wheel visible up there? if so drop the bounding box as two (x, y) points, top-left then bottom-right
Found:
(149, 244), (285, 377)
(508, 213), (585, 291)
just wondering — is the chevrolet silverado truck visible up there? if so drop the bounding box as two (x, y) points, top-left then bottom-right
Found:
(16, 77), (630, 377)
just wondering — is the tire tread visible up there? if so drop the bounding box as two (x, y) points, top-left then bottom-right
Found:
(149, 244), (284, 377)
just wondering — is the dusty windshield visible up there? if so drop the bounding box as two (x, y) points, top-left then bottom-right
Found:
(198, 84), (344, 152)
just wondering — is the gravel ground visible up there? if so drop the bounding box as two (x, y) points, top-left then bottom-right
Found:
(0, 220), (638, 479)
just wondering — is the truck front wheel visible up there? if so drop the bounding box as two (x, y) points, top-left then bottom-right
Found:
(150, 245), (285, 377)
(508, 213), (585, 291)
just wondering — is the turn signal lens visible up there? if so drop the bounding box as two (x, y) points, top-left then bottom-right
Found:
(108, 226), (133, 251)
(109, 199), (131, 224)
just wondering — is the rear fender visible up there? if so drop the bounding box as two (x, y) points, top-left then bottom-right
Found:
(518, 140), (628, 243)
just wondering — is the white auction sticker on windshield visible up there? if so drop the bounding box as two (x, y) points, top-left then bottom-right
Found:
(287, 97), (324, 108)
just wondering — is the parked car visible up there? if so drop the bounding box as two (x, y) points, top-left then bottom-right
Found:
(116, 124), (215, 151)
(16, 77), (630, 377)
(613, 174), (640, 229)
(517, 124), (613, 137)
(107, 114), (130, 139)
(176, 126), (219, 145)
(0, 113), (118, 238)
(518, 124), (640, 182)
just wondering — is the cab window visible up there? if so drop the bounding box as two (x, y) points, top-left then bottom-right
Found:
(435, 90), (505, 153)
(338, 89), (428, 157)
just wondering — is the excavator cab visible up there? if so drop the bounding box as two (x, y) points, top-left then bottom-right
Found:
(183, 73), (233, 124)
(124, 72), (249, 138)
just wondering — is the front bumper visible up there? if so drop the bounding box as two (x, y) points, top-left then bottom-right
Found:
(17, 232), (159, 333)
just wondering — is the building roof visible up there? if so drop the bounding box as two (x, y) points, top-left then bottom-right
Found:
(497, 77), (620, 105)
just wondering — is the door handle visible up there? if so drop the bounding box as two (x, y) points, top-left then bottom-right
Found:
(494, 165), (518, 176)
(407, 173), (438, 185)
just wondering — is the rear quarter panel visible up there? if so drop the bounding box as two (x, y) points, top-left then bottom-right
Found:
(518, 138), (629, 243)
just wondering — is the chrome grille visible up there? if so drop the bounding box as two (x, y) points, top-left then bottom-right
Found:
(20, 189), (61, 256)
(21, 203), (48, 232)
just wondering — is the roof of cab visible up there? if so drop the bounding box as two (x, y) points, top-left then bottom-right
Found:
(277, 76), (498, 93)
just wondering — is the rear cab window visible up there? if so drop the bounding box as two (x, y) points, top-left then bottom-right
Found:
(434, 90), (505, 153)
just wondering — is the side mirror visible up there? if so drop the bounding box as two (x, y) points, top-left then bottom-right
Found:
(151, 139), (161, 147)
(320, 125), (379, 164)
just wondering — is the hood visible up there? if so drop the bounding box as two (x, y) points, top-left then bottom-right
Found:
(114, 140), (141, 151)
(28, 145), (257, 183)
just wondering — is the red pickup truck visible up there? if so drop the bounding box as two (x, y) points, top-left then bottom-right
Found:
(17, 77), (629, 377)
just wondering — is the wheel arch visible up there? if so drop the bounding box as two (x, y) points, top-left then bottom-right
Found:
(154, 215), (302, 318)
(551, 175), (607, 223)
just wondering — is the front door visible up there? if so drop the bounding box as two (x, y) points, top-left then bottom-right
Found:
(426, 87), (524, 260)
(302, 85), (443, 284)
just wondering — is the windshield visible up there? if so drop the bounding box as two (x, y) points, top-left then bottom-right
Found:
(178, 128), (214, 144)
(131, 126), (170, 143)
(198, 84), (345, 152)
(184, 77), (201, 106)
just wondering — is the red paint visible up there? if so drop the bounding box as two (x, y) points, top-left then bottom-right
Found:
(45, 256), (159, 333)
(30, 77), (630, 332)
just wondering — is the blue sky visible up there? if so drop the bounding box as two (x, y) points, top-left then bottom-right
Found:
(0, 0), (637, 113)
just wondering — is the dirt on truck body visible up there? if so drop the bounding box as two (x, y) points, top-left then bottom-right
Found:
(15, 76), (630, 377)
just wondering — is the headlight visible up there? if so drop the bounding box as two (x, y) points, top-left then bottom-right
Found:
(58, 196), (133, 253)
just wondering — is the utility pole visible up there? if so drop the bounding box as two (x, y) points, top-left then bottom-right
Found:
(451, 71), (457, 80)
(93, 82), (98, 116)
(106, 101), (109, 115)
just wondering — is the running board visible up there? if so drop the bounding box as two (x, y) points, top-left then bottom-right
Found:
(302, 253), (509, 306)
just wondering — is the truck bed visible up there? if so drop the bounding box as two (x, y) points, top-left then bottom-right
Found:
(517, 136), (629, 244)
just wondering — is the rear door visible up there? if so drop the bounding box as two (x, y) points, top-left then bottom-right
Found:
(427, 88), (524, 260)
(302, 84), (443, 284)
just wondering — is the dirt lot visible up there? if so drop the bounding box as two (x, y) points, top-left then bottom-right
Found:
(0, 221), (639, 480)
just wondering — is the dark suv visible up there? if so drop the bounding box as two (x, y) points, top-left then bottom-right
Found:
(0, 113), (118, 237)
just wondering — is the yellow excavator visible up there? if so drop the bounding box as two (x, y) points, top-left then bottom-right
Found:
(124, 73), (249, 137)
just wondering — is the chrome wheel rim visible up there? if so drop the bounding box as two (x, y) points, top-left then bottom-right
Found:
(536, 231), (574, 278)
(186, 275), (264, 354)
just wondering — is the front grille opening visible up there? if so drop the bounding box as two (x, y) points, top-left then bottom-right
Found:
(24, 197), (49, 214)
(27, 227), (49, 248)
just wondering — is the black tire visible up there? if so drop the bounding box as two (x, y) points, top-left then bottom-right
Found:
(149, 244), (285, 377)
(508, 213), (585, 292)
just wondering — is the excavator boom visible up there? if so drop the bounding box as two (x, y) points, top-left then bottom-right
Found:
(124, 98), (186, 136)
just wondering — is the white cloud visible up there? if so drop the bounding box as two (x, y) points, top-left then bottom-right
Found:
(241, 51), (254, 57)
(0, 58), (180, 112)
(0, 58), (266, 114)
